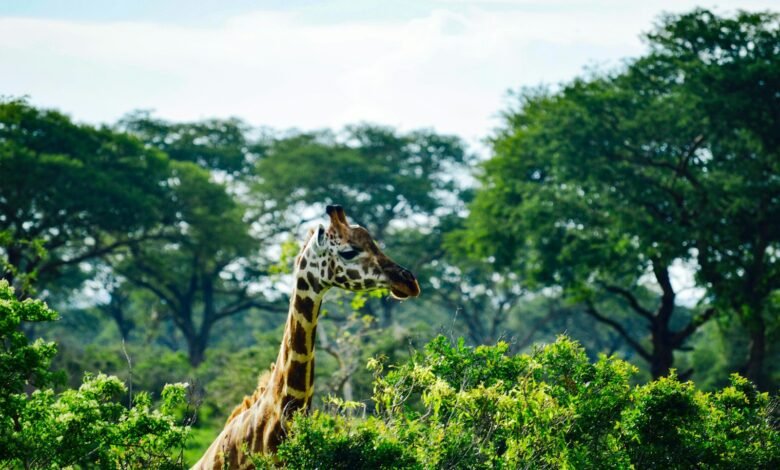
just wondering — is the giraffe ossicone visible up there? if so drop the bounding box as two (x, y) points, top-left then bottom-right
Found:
(193, 204), (420, 469)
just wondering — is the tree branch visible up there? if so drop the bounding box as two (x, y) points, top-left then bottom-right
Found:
(672, 308), (716, 347)
(597, 281), (655, 320)
(584, 300), (652, 361)
(215, 296), (286, 320)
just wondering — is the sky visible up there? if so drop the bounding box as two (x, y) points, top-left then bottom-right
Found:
(6, 0), (771, 304)
(1, 0), (777, 148)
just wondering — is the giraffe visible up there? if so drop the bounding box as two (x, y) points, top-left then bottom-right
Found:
(193, 204), (420, 469)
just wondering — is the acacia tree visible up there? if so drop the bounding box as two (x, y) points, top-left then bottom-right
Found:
(111, 162), (282, 366)
(0, 99), (172, 297)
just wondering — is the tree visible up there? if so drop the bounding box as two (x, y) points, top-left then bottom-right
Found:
(111, 162), (282, 366)
(0, 99), (172, 297)
(642, 8), (780, 388)
(461, 9), (780, 384)
(118, 111), (263, 176)
(461, 82), (711, 378)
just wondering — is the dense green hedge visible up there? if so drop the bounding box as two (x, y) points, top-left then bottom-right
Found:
(271, 336), (779, 469)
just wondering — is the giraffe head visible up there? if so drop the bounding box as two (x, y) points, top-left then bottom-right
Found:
(300, 205), (420, 300)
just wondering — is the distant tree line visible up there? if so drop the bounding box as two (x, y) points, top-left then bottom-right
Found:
(1, 8), (778, 394)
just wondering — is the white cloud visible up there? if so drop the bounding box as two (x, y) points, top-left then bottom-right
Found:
(0, 1), (776, 147)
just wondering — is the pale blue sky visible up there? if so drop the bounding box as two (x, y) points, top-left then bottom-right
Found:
(1, 1), (776, 145)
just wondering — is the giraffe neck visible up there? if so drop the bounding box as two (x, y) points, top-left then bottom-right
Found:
(191, 250), (328, 469)
(271, 254), (327, 415)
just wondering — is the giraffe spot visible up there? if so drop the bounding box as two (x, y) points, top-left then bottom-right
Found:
(251, 419), (266, 452)
(297, 277), (309, 291)
(213, 451), (224, 470)
(327, 266), (334, 279)
(227, 440), (239, 469)
(299, 257), (307, 269)
(335, 275), (347, 284)
(306, 271), (320, 291)
(346, 268), (361, 280)
(291, 322), (309, 355)
(265, 420), (284, 452)
(295, 296), (315, 322)
(286, 362), (308, 392)
(364, 279), (376, 288)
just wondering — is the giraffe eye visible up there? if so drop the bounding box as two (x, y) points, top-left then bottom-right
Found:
(339, 249), (360, 260)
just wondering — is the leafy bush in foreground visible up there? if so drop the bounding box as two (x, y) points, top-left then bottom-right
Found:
(0, 280), (189, 469)
(274, 336), (779, 469)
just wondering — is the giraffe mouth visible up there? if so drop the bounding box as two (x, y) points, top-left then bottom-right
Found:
(390, 288), (410, 300)
(389, 280), (420, 300)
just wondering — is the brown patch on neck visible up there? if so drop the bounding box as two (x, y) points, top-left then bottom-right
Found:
(291, 321), (309, 355)
(294, 295), (315, 322)
(306, 271), (320, 292)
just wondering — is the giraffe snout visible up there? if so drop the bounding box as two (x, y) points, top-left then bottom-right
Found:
(386, 264), (421, 299)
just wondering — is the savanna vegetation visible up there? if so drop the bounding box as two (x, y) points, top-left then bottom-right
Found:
(1, 8), (779, 469)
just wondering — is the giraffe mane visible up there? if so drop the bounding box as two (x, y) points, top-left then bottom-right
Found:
(293, 227), (316, 267)
(224, 369), (273, 425)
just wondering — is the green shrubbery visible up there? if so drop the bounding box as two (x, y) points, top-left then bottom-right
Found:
(3, 278), (779, 468)
(274, 336), (779, 469)
(0, 280), (190, 468)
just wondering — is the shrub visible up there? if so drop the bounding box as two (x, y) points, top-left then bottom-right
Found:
(0, 280), (190, 468)
(272, 335), (779, 469)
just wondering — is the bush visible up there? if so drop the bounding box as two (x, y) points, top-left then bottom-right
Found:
(0, 280), (190, 468)
(272, 335), (779, 469)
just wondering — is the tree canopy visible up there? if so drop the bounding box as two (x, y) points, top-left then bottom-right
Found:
(459, 8), (780, 383)
(0, 99), (173, 296)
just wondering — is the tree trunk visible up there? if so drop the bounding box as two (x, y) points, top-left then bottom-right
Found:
(342, 378), (353, 402)
(179, 306), (211, 367)
(743, 315), (766, 390)
(649, 327), (675, 379)
(650, 262), (677, 379)
(186, 336), (207, 367)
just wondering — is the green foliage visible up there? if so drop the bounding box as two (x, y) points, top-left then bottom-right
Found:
(274, 335), (779, 469)
(457, 8), (780, 383)
(269, 412), (419, 470)
(111, 160), (267, 366)
(0, 280), (190, 469)
(0, 98), (173, 295)
(119, 111), (262, 175)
